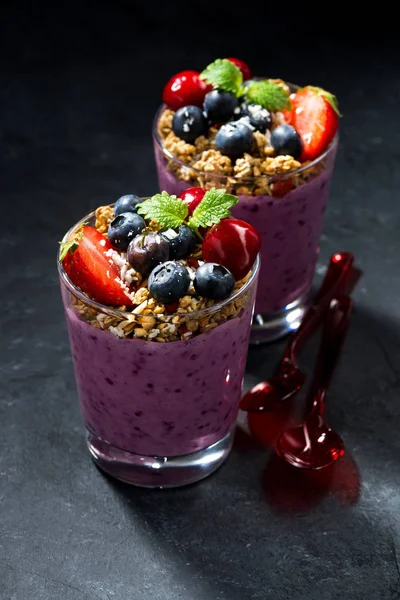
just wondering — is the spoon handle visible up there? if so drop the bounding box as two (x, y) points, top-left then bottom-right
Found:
(307, 295), (353, 420)
(284, 252), (355, 364)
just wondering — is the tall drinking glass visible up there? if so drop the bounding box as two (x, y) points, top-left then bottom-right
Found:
(153, 101), (338, 343)
(58, 208), (259, 488)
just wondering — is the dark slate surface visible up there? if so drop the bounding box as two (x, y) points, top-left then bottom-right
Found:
(1, 3), (400, 599)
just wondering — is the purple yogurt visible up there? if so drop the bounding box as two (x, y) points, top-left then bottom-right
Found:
(63, 296), (255, 458)
(154, 136), (338, 316)
(231, 165), (335, 314)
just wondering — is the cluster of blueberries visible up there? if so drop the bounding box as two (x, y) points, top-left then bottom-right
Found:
(171, 86), (303, 161)
(107, 194), (235, 305)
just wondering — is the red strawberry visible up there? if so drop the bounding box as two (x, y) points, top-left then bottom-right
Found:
(187, 257), (200, 269)
(165, 300), (180, 313)
(271, 177), (294, 198)
(285, 86), (340, 161)
(282, 103), (293, 125)
(225, 57), (253, 81)
(202, 218), (261, 281)
(162, 70), (210, 111)
(60, 225), (133, 306)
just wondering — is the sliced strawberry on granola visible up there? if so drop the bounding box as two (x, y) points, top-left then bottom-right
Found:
(285, 86), (340, 161)
(60, 225), (133, 306)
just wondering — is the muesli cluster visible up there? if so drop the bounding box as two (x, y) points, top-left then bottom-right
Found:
(59, 188), (260, 342)
(156, 57), (340, 196)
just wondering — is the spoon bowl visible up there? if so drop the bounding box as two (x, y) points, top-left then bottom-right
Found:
(276, 422), (345, 470)
(243, 369), (306, 412)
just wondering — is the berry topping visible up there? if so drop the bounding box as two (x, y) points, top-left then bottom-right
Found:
(194, 263), (235, 300)
(127, 232), (170, 276)
(285, 86), (340, 161)
(270, 124), (303, 160)
(225, 57), (252, 81)
(203, 89), (238, 123)
(60, 225), (132, 306)
(202, 218), (261, 281)
(178, 187), (206, 215)
(236, 102), (272, 133)
(108, 212), (146, 251)
(172, 105), (208, 143)
(186, 257), (200, 269)
(215, 120), (253, 159)
(162, 70), (210, 111)
(114, 194), (142, 216)
(148, 261), (190, 304)
(160, 225), (196, 260)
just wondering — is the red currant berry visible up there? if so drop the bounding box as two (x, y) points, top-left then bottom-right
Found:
(178, 187), (206, 215)
(271, 177), (294, 198)
(162, 70), (210, 111)
(225, 58), (253, 81)
(202, 218), (261, 281)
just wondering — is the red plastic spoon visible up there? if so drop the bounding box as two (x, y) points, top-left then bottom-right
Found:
(275, 295), (353, 470)
(240, 252), (360, 412)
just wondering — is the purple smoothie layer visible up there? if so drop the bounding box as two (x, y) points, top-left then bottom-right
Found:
(232, 167), (334, 314)
(64, 296), (255, 457)
(154, 141), (336, 315)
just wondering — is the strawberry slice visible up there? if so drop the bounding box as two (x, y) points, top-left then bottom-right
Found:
(285, 86), (340, 161)
(60, 225), (133, 306)
(282, 105), (293, 125)
(271, 177), (294, 198)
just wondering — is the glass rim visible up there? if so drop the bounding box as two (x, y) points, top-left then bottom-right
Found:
(57, 204), (260, 321)
(152, 81), (339, 183)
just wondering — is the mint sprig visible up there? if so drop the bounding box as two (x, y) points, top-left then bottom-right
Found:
(59, 226), (84, 262)
(188, 188), (238, 230)
(200, 59), (243, 95)
(136, 191), (188, 229)
(136, 188), (238, 238)
(246, 80), (291, 111)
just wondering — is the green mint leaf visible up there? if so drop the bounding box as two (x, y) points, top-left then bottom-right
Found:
(246, 80), (291, 111)
(304, 85), (342, 117)
(136, 191), (188, 229)
(59, 227), (84, 262)
(200, 59), (243, 94)
(188, 188), (239, 229)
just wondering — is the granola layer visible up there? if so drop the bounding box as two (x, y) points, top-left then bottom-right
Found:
(156, 108), (326, 196)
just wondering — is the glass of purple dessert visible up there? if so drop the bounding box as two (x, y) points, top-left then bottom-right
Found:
(58, 188), (260, 488)
(153, 57), (340, 343)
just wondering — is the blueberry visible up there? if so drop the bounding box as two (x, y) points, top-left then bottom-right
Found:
(148, 261), (190, 304)
(270, 125), (303, 159)
(108, 212), (146, 251)
(172, 105), (208, 143)
(194, 263), (235, 300)
(114, 194), (142, 216)
(203, 90), (238, 123)
(215, 120), (253, 159)
(127, 232), (170, 276)
(236, 102), (272, 133)
(160, 225), (196, 260)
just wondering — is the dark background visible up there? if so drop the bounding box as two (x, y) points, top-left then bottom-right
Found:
(1, 2), (400, 599)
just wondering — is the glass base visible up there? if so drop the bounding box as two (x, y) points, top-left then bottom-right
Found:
(86, 429), (234, 488)
(250, 292), (309, 344)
